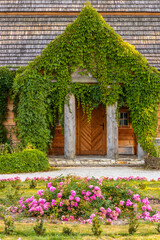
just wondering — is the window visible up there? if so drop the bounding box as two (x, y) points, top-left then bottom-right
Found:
(119, 112), (129, 126)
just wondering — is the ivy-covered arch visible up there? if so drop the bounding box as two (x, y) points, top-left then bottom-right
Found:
(14, 3), (160, 155)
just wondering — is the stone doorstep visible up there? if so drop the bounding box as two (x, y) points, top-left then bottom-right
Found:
(49, 157), (144, 167)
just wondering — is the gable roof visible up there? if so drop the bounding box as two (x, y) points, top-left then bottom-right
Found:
(16, 3), (159, 79)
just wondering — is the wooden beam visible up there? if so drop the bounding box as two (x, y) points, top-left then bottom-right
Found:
(51, 76), (97, 83)
(64, 94), (76, 159)
(107, 103), (118, 159)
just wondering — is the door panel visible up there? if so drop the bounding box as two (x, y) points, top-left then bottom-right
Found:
(76, 103), (106, 155)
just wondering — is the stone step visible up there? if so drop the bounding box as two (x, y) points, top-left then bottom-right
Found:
(48, 157), (144, 167)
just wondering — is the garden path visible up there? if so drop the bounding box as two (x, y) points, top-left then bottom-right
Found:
(0, 167), (160, 181)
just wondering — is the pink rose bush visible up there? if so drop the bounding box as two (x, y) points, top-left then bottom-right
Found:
(1, 175), (160, 226)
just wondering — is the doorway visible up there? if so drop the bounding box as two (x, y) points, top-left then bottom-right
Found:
(76, 103), (107, 155)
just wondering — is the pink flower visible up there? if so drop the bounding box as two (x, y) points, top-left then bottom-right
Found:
(81, 190), (86, 195)
(50, 186), (56, 192)
(75, 197), (80, 202)
(57, 193), (62, 198)
(69, 195), (74, 201)
(47, 182), (52, 188)
(86, 191), (91, 197)
(59, 182), (63, 186)
(37, 190), (44, 197)
(133, 203), (137, 209)
(38, 198), (46, 204)
(51, 199), (56, 206)
(147, 205), (152, 212)
(94, 186), (100, 191)
(100, 207), (105, 212)
(142, 205), (147, 211)
(89, 185), (93, 189)
(115, 207), (121, 214)
(133, 194), (141, 202)
(74, 202), (78, 207)
(106, 208), (112, 215)
(59, 201), (64, 207)
(90, 214), (96, 219)
(71, 190), (76, 197)
(119, 200), (124, 206)
(126, 199), (133, 207)
(90, 194), (96, 200)
(142, 198), (149, 205)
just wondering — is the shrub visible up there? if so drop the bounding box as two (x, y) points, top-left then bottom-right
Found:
(91, 216), (102, 236)
(33, 218), (46, 236)
(4, 216), (15, 235)
(62, 226), (74, 235)
(0, 149), (49, 173)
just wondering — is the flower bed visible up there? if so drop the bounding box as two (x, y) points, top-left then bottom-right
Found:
(0, 175), (160, 237)
(7, 175), (159, 225)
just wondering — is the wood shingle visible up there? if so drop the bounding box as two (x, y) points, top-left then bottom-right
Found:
(0, 15), (160, 69)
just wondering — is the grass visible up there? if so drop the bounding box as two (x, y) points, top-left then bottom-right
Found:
(0, 221), (160, 239)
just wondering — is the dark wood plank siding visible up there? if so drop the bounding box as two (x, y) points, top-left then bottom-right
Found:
(3, 100), (17, 144)
(49, 126), (64, 155)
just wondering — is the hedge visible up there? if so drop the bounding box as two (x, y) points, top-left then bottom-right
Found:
(0, 149), (50, 173)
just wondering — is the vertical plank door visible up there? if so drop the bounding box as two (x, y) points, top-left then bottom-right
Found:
(76, 103), (106, 155)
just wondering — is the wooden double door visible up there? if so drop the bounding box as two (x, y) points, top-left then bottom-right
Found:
(76, 103), (107, 155)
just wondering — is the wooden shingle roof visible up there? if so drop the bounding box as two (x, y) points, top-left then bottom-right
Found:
(1, 0), (160, 12)
(0, 0), (160, 70)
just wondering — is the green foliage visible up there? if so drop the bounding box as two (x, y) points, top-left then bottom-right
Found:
(62, 226), (74, 235)
(128, 217), (139, 235)
(13, 3), (160, 155)
(29, 179), (37, 189)
(4, 216), (15, 235)
(33, 218), (46, 236)
(0, 149), (49, 173)
(156, 223), (160, 233)
(91, 215), (102, 236)
(0, 67), (15, 143)
(0, 142), (24, 155)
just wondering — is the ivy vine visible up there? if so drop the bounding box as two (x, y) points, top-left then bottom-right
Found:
(13, 3), (160, 155)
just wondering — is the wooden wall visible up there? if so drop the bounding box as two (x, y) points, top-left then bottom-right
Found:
(3, 101), (160, 153)
(3, 100), (17, 144)
(48, 126), (64, 155)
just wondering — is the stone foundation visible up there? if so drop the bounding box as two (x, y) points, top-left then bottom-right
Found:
(145, 156), (160, 169)
(48, 156), (144, 167)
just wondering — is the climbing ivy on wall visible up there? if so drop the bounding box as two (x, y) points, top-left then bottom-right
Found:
(0, 67), (15, 143)
(13, 2), (160, 155)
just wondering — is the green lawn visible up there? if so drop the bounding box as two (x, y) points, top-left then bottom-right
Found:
(0, 221), (160, 239)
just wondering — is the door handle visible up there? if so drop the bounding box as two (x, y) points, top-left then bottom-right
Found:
(100, 123), (104, 130)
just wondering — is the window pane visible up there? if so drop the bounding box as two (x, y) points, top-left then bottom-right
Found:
(124, 112), (128, 119)
(119, 113), (123, 119)
(119, 119), (123, 126)
(124, 119), (128, 126)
